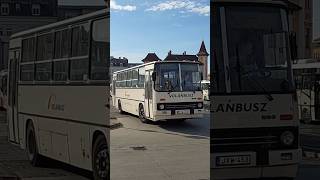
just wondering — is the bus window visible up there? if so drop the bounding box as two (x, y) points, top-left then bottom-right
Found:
(138, 68), (145, 88)
(70, 24), (89, 81)
(22, 38), (35, 62)
(53, 61), (68, 81)
(20, 64), (34, 81)
(36, 62), (51, 81)
(37, 33), (53, 61)
(91, 18), (109, 80)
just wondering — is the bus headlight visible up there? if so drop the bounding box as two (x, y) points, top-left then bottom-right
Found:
(280, 131), (294, 146)
(197, 103), (203, 108)
(159, 104), (165, 110)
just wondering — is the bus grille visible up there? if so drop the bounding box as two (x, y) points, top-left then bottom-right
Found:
(158, 102), (202, 110)
(211, 127), (299, 165)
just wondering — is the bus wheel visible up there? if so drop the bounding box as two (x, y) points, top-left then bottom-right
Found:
(26, 123), (42, 166)
(118, 100), (123, 114)
(93, 135), (109, 180)
(139, 104), (149, 124)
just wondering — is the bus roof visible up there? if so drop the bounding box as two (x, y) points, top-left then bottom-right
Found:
(11, 8), (109, 39)
(112, 60), (201, 74)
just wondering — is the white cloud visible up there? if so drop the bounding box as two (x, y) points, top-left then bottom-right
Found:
(110, 0), (137, 11)
(146, 0), (209, 16)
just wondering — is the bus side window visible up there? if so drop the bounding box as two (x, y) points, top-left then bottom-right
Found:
(35, 33), (53, 81)
(138, 68), (145, 88)
(70, 24), (89, 81)
(91, 18), (109, 80)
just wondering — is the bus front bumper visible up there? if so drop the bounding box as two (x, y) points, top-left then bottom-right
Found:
(153, 109), (204, 121)
(211, 149), (301, 179)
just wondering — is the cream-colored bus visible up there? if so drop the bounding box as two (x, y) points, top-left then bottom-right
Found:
(211, 0), (300, 179)
(7, 9), (109, 180)
(112, 61), (204, 123)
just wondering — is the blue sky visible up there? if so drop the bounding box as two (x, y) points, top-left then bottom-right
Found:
(110, 0), (210, 64)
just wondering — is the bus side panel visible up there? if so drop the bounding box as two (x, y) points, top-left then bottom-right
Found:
(68, 122), (92, 171)
(115, 88), (144, 116)
(18, 85), (109, 170)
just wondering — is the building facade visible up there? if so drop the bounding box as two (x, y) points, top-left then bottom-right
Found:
(0, 0), (58, 70)
(110, 56), (142, 77)
(57, 5), (106, 20)
(286, 0), (313, 59)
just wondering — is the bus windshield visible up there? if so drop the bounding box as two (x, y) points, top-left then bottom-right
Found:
(155, 63), (201, 92)
(223, 6), (294, 93)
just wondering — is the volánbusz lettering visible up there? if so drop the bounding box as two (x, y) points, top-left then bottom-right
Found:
(169, 93), (194, 98)
(214, 102), (267, 112)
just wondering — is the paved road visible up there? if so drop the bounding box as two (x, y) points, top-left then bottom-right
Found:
(110, 106), (210, 180)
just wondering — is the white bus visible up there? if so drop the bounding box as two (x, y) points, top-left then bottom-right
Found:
(201, 80), (210, 101)
(292, 59), (320, 124)
(7, 9), (109, 180)
(111, 61), (204, 123)
(211, 0), (300, 179)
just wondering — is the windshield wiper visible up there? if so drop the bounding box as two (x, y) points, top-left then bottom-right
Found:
(235, 45), (273, 101)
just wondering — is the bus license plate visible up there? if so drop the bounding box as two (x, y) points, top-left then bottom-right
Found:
(176, 110), (188, 115)
(216, 155), (251, 166)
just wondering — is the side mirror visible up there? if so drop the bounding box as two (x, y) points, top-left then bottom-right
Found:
(152, 72), (156, 81)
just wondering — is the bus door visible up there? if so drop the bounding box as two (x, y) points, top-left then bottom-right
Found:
(315, 74), (320, 120)
(8, 49), (20, 143)
(112, 77), (116, 106)
(145, 70), (153, 119)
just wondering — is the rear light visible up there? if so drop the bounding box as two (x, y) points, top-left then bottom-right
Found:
(280, 114), (293, 120)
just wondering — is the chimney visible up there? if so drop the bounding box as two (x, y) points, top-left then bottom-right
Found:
(168, 50), (172, 55)
(183, 51), (186, 55)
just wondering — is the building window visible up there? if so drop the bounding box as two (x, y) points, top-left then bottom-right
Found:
(1, 3), (9, 15)
(16, 3), (21, 11)
(6, 28), (12, 36)
(32, 4), (40, 16)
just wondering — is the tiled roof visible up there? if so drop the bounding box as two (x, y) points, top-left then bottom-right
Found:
(142, 53), (161, 63)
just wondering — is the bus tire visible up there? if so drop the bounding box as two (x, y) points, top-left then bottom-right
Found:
(118, 100), (123, 114)
(139, 104), (149, 124)
(92, 135), (109, 180)
(26, 122), (42, 166)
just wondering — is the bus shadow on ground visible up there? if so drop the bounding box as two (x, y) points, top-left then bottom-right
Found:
(156, 118), (210, 139)
(38, 157), (93, 180)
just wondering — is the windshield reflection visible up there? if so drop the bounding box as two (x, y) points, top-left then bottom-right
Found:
(155, 63), (201, 92)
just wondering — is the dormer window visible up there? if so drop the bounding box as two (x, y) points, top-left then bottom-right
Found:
(32, 4), (40, 16)
(1, 3), (9, 15)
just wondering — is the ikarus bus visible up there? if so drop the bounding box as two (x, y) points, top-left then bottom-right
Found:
(7, 9), (109, 180)
(211, 0), (300, 179)
(112, 61), (204, 123)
